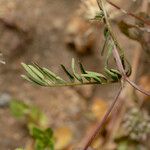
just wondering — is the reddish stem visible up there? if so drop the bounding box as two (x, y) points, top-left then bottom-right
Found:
(83, 86), (122, 150)
(107, 0), (150, 26)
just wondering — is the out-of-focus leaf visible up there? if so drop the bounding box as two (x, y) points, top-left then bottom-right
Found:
(32, 127), (44, 140)
(10, 100), (48, 129)
(93, 11), (104, 20)
(35, 139), (45, 150)
(117, 141), (128, 150)
(31, 127), (54, 150)
(118, 21), (141, 41)
(10, 100), (29, 118)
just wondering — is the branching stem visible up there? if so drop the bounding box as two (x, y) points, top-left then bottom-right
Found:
(82, 0), (150, 149)
(107, 0), (150, 26)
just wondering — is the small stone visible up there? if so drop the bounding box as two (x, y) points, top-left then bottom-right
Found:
(0, 93), (11, 107)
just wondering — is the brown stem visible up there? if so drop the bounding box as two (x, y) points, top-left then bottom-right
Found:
(107, 0), (150, 26)
(83, 86), (122, 150)
(125, 77), (150, 96)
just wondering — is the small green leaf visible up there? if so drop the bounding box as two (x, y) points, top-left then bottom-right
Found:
(79, 62), (91, 81)
(42, 68), (65, 84)
(94, 11), (104, 20)
(44, 128), (53, 138)
(81, 73), (102, 83)
(105, 67), (120, 81)
(110, 69), (122, 79)
(21, 63), (47, 86)
(21, 63), (41, 81)
(28, 65), (44, 80)
(10, 100), (29, 118)
(120, 57), (132, 77)
(71, 58), (83, 82)
(61, 65), (75, 82)
(35, 139), (45, 150)
(21, 75), (33, 83)
(31, 127), (44, 139)
(117, 141), (128, 150)
(101, 27), (110, 55)
(105, 42), (113, 67)
(86, 71), (107, 80)
(104, 27), (109, 38)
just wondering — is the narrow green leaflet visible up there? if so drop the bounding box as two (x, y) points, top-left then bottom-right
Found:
(42, 68), (65, 84)
(101, 27), (110, 55)
(81, 73), (102, 83)
(105, 67), (121, 81)
(79, 62), (91, 81)
(120, 57), (132, 77)
(86, 71), (107, 80)
(105, 41), (114, 67)
(61, 64), (75, 82)
(28, 65), (44, 80)
(110, 69), (122, 79)
(82, 71), (107, 83)
(21, 58), (122, 87)
(21, 75), (34, 83)
(71, 58), (83, 82)
(21, 63), (47, 86)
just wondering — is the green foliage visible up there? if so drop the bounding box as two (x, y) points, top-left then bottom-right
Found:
(31, 127), (54, 150)
(10, 100), (29, 118)
(10, 100), (54, 150)
(10, 100), (47, 130)
(93, 11), (104, 20)
(116, 139), (147, 150)
(21, 58), (129, 87)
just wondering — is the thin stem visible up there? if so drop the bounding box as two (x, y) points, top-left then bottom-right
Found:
(44, 81), (117, 88)
(107, 0), (150, 26)
(99, 0), (150, 96)
(125, 77), (150, 96)
(83, 86), (123, 150)
(82, 1), (150, 149)
(97, 0), (124, 56)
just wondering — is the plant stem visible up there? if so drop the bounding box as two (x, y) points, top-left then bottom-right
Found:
(44, 81), (117, 88)
(83, 86), (122, 150)
(98, 0), (150, 96)
(82, 1), (150, 149)
(107, 0), (150, 26)
(97, 0), (124, 56)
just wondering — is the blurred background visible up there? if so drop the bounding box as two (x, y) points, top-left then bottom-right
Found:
(0, 0), (149, 149)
